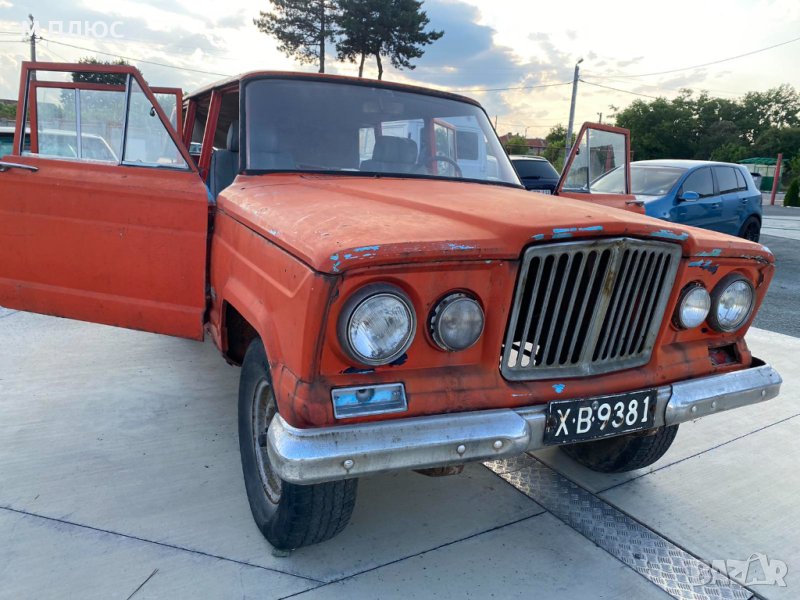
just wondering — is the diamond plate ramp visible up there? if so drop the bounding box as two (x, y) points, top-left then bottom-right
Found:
(485, 455), (753, 600)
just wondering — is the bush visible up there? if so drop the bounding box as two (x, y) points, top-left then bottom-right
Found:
(786, 178), (800, 207)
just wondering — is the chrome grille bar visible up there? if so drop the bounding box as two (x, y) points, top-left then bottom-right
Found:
(501, 238), (681, 381)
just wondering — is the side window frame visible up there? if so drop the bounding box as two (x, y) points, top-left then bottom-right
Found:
(15, 61), (194, 172)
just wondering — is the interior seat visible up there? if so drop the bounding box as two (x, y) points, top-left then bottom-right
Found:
(209, 120), (239, 199)
(360, 135), (420, 174)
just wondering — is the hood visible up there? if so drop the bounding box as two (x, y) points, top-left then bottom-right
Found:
(218, 174), (773, 274)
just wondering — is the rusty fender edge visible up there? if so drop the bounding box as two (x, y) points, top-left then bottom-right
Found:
(267, 360), (782, 484)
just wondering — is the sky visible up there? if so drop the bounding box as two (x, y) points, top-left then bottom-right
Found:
(1, 0), (799, 138)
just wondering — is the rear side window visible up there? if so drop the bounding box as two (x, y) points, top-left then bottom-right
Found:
(714, 167), (739, 194)
(734, 168), (748, 190)
(513, 159), (559, 179)
(681, 168), (714, 197)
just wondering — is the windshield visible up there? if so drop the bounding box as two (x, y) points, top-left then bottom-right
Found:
(592, 165), (685, 196)
(244, 78), (520, 186)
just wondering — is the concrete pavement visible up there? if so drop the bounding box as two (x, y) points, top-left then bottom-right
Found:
(1, 311), (798, 599)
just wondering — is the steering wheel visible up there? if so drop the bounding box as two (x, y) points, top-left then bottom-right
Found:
(425, 154), (463, 178)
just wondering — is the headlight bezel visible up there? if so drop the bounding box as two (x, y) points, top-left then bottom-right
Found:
(337, 283), (417, 367)
(429, 291), (485, 352)
(707, 273), (755, 333)
(673, 283), (711, 330)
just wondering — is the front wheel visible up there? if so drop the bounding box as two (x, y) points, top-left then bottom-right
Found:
(238, 339), (357, 550)
(560, 425), (679, 473)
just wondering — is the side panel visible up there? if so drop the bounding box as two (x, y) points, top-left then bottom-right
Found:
(0, 159), (209, 339)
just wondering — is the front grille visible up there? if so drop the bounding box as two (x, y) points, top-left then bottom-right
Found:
(501, 238), (681, 381)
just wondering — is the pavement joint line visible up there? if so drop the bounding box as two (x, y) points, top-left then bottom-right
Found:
(274, 512), (548, 599)
(0, 504), (324, 584)
(596, 411), (800, 495)
(124, 568), (159, 600)
(487, 456), (756, 600)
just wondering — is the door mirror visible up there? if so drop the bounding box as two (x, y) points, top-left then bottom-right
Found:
(680, 190), (700, 202)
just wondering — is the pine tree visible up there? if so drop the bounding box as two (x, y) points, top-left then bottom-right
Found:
(336, 0), (443, 80)
(255, 0), (339, 73)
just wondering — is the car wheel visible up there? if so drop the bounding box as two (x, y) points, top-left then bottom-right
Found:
(560, 425), (678, 473)
(738, 216), (761, 242)
(238, 338), (358, 550)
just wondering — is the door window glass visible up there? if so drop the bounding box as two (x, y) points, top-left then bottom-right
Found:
(123, 80), (187, 168)
(563, 128), (627, 194)
(681, 168), (714, 197)
(714, 167), (738, 194)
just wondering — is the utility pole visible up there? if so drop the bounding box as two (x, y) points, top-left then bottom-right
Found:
(27, 14), (37, 62)
(565, 58), (583, 157)
(597, 112), (603, 124)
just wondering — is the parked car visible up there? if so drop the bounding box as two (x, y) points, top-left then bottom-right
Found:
(0, 63), (782, 551)
(591, 159), (763, 241)
(509, 155), (560, 193)
(0, 125), (14, 157)
(0, 125), (117, 162)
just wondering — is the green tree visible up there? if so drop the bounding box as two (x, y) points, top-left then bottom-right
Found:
(0, 102), (15, 121)
(336, 0), (442, 80)
(710, 142), (749, 163)
(255, 0), (339, 73)
(72, 57), (129, 86)
(739, 84), (800, 142)
(503, 134), (528, 155)
(542, 124), (566, 171)
(785, 178), (800, 207)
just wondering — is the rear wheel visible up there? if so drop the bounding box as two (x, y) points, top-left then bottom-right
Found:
(738, 216), (761, 242)
(560, 425), (679, 473)
(238, 338), (357, 550)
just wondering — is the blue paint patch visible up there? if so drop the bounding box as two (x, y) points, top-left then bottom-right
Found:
(696, 248), (722, 257)
(552, 383), (566, 394)
(446, 243), (476, 251)
(552, 232), (573, 239)
(578, 225), (604, 232)
(354, 245), (380, 252)
(688, 259), (719, 274)
(553, 227), (577, 235)
(330, 254), (339, 261)
(531, 233), (546, 241)
(651, 229), (689, 241)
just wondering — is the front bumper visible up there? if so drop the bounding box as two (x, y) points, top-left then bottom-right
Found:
(267, 360), (782, 484)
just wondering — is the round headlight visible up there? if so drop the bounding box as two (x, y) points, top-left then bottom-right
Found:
(708, 275), (754, 332)
(430, 293), (485, 351)
(339, 286), (416, 366)
(674, 284), (710, 329)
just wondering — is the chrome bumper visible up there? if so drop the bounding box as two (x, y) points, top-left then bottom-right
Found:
(268, 361), (782, 484)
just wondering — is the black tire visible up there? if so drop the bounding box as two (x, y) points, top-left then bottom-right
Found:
(738, 216), (761, 242)
(238, 338), (357, 550)
(560, 425), (679, 473)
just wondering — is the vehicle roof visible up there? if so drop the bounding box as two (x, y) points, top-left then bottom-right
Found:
(632, 159), (745, 169)
(184, 71), (482, 107)
(509, 155), (550, 161)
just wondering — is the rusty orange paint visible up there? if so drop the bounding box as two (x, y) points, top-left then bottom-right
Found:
(1, 62), (777, 432)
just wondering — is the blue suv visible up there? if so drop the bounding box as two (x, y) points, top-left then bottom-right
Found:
(593, 159), (762, 241)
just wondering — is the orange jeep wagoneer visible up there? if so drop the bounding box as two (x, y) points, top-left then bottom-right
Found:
(0, 62), (782, 549)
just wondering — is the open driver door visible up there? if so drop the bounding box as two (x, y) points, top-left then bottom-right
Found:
(554, 122), (644, 214)
(0, 62), (208, 339)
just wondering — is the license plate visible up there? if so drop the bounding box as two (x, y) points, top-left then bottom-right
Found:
(543, 389), (657, 445)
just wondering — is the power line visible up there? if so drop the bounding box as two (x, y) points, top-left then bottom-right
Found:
(451, 81), (572, 93)
(40, 37), (232, 78)
(580, 79), (659, 99)
(598, 35), (800, 79)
